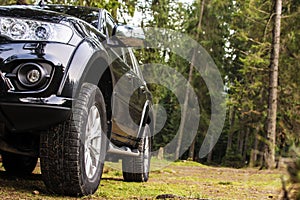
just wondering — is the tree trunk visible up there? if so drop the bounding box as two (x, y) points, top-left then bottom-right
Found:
(207, 149), (213, 163)
(238, 129), (245, 155)
(175, 51), (195, 159)
(264, 0), (282, 169)
(243, 128), (249, 162)
(226, 107), (236, 153)
(176, 0), (206, 160)
(250, 127), (260, 167)
(188, 138), (196, 160)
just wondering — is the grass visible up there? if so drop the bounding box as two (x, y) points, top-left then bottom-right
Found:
(0, 159), (288, 199)
(98, 160), (287, 199)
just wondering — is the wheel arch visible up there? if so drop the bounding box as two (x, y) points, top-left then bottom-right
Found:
(96, 59), (114, 139)
(57, 40), (111, 98)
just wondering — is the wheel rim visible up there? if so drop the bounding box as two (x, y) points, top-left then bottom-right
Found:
(84, 105), (102, 179)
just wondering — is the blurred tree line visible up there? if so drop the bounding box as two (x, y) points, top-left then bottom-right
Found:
(1, 0), (299, 197)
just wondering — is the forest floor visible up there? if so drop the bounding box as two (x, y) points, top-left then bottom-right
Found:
(0, 160), (295, 200)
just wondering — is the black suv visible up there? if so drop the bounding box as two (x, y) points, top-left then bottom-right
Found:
(0, 4), (152, 196)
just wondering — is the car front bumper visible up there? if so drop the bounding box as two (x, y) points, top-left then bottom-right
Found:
(0, 95), (72, 132)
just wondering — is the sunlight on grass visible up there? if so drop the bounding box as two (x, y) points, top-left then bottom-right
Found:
(0, 159), (286, 200)
(171, 160), (209, 168)
(100, 160), (285, 199)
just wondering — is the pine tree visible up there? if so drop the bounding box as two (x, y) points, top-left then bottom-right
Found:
(264, 0), (282, 169)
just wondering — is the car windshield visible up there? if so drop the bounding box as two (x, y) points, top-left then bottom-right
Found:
(41, 5), (100, 28)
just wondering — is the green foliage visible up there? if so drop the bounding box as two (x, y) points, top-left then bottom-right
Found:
(222, 149), (245, 168)
(0, 0), (20, 5)
(219, 0), (300, 169)
(1, 0), (299, 173)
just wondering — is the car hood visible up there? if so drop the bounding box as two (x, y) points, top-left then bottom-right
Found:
(0, 5), (66, 23)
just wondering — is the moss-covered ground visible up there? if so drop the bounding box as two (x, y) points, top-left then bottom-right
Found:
(0, 160), (290, 199)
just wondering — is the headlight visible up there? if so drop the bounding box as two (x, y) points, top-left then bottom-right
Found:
(0, 17), (73, 43)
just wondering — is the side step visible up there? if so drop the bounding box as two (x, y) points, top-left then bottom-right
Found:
(107, 142), (140, 157)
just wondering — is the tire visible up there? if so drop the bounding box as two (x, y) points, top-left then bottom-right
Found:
(122, 124), (151, 182)
(1, 152), (37, 176)
(40, 83), (108, 196)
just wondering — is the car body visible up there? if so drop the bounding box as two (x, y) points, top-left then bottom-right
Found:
(0, 4), (152, 196)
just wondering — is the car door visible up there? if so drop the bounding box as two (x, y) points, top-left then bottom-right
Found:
(110, 49), (139, 141)
(123, 48), (148, 131)
(99, 11), (144, 145)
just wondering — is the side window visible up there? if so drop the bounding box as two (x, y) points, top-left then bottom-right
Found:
(122, 48), (144, 81)
(99, 10), (106, 35)
(126, 50), (134, 69)
(122, 48), (134, 71)
(106, 13), (116, 37)
(129, 49), (144, 81)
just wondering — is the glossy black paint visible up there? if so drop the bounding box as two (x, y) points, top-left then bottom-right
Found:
(0, 5), (152, 155)
(41, 5), (101, 28)
(0, 42), (74, 93)
(0, 5), (65, 23)
(0, 101), (71, 131)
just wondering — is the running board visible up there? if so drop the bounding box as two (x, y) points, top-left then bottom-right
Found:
(107, 142), (141, 157)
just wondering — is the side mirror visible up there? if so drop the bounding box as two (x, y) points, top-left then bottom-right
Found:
(114, 25), (145, 47)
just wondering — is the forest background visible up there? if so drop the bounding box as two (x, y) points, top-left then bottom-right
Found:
(2, 0), (300, 198)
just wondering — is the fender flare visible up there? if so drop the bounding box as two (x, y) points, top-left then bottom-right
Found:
(57, 39), (111, 98)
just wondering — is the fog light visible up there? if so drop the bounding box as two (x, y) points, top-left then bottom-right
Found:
(17, 63), (47, 88)
(27, 69), (40, 83)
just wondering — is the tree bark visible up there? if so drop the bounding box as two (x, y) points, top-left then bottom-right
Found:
(238, 129), (245, 155)
(188, 138), (196, 160)
(243, 128), (249, 162)
(264, 0), (282, 169)
(176, 0), (206, 160)
(250, 127), (260, 167)
(226, 107), (236, 153)
(207, 147), (213, 163)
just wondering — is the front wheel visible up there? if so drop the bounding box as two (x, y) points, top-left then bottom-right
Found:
(40, 83), (108, 196)
(122, 124), (151, 182)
